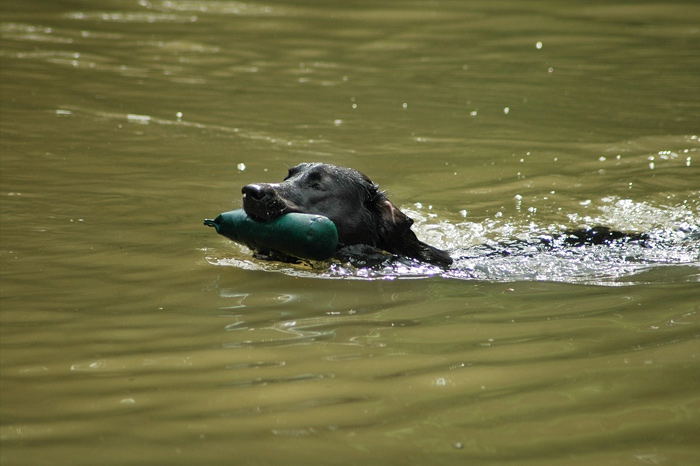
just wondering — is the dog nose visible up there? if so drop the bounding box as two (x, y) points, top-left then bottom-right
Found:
(242, 184), (268, 200)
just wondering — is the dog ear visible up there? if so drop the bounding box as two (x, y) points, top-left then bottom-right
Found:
(378, 200), (413, 231)
(376, 200), (452, 266)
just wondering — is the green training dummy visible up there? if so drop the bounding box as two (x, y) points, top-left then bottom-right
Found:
(204, 209), (339, 261)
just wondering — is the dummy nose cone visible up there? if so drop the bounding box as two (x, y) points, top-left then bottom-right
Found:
(203, 215), (222, 232)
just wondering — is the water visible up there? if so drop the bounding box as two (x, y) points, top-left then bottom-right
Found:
(1, 1), (699, 465)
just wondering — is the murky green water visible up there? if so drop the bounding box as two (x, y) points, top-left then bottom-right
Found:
(1, 1), (699, 465)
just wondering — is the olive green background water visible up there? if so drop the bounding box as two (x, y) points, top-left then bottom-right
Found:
(1, 1), (699, 465)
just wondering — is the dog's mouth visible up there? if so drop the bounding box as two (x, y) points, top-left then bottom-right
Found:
(241, 194), (287, 221)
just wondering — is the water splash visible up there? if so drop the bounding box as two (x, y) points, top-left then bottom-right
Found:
(205, 197), (699, 285)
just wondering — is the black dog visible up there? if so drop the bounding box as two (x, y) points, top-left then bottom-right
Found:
(241, 163), (453, 266)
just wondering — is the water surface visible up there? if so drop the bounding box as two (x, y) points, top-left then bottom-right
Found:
(1, 1), (699, 465)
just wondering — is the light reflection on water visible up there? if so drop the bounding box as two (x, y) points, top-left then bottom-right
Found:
(2, 0), (700, 465)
